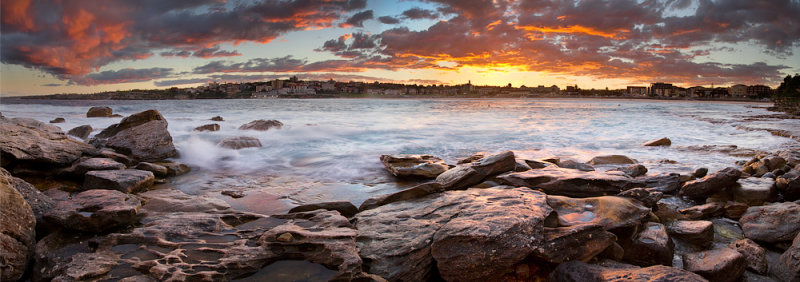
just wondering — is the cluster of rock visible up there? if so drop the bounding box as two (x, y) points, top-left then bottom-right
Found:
(0, 108), (193, 281)
(191, 117), (284, 150)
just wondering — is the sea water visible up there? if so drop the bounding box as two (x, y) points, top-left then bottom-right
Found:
(3, 98), (798, 214)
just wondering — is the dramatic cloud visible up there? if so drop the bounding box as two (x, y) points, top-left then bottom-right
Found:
(70, 67), (173, 86)
(1, 0), (367, 80)
(154, 72), (444, 87)
(400, 8), (438, 20)
(339, 10), (374, 28)
(378, 16), (401, 24)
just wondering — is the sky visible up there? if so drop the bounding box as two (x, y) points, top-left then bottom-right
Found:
(1, 0), (800, 96)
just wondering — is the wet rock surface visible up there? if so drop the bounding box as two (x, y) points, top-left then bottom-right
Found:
(193, 123), (220, 132)
(67, 124), (93, 139)
(683, 248), (746, 282)
(622, 222), (674, 266)
(90, 110), (177, 162)
(288, 201), (358, 217)
(610, 164), (648, 177)
(0, 169), (36, 281)
(588, 154), (636, 165)
(44, 189), (142, 233)
(355, 187), (551, 281)
(680, 167), (742, 200)
(358, 182), (443, 211)
(133, 162), (168, 178)
(740, 201), (800, 243)
(64, 157), (126, 177)
(733, 177), (776, 205)
(239, 119), (283, 131)
(643, 137), (672, 146)
(218, 136), (262, 149)
(533, 224), (616, 263)
(667, 220), (714, 247)
(435, 151), (516, 190)
(774, 233), (800, 282)
(729, 238), (768, 274)
(546, 195), (650, 230)
(557, 159), (595, 171)
(550, 260), (706, 281)
(499, 167), (643, 197)
(1, 117), (95, 166)
(379, 154), (449, 178)
(83, 169), (155, 194)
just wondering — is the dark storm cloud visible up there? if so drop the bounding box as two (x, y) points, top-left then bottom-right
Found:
(339, 10), (374, 28)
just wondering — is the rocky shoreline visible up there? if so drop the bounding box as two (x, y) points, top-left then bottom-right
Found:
(1, 108), (800, 281)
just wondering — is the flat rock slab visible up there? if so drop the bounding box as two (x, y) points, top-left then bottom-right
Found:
(435, 151), (516, 190)
(547, 195), (650, 231)
(359, 182), (443, 211)
(667, 220), (714, 247)
(138, 188), (232, 214)
(740, 201), (800, 243)
(733, 178), (776, 206)
(550, 261), (705, 281)
(83, 169), (154, 194)
(588, 155), (636, 165)
(498, 167), (641, 197)
(133, 162), (168, 177)
(683, 248), (746, 282)
(643, 137), (672, 146)
(0, 117), (95, 166)
(288, 201), (358, 217)
(532, 224), (616, 263)
(68, 157), (126, 176)
(44, 189), (142, 233)
(379, 154), (448, 178)
(354, 187), (551, 281)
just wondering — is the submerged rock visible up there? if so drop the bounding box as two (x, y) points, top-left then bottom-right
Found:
(680, 167), (741, 200)
(588, 155), (636, 165)
(218, 136), (262, 149)
(435, 151), (516, 190)
(194, 123), (220, 132)
(44, 189), (142, 233)
(643, 137), (672, 146)
(546, 195), (650, 231)
(83, 169), (154, 194)
(549, 260), (705, 281)
(379, 154), (448, 178)
(683, 248), (746, 282)
(1, 117), (95, 166)
(355, 187), (551, 281)
(91, 110), (178, 162)
(739, 201), (800, 243)
(498, 167), (642, 197)
(67, 125), (93, 139)
(86, 106), (113, 117)
(239, 119), (283, 131)
(0, 169), (36, 282)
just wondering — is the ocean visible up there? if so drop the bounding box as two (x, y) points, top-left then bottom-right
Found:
(3, 98), (798, 214)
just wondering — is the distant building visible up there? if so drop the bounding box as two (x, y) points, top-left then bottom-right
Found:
(710, 87), (729, 98)
(746, 85), (772, 98)
(626, 86), (647, 96)
(649, 82), (674, 96)
(728, 84), (747, 97)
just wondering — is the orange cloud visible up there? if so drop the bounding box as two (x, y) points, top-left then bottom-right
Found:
(516, 25), (627, 38)
(1, 0), (36, 31)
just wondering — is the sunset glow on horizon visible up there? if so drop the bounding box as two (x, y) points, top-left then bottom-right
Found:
(2, 0), (799, 96)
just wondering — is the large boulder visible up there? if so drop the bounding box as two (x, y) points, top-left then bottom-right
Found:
(643, 137), (672, 146)
(667, 220), (714, 247)
(2, 168), (54, 224)
(218, 136), (262, 149)
(379, 154), (448, 178)
(550, 261), (706, 281)
(728, 239), (768, 274)
(83, 169), (154, 194)
(86, 106), (113, 117)
(680, 167), (741, 200)
(532, 224), (616, 263)
(498, 167), (642, 197)
(622, 222), (674, 266)
(239, 119), (283, 131)
(0, 169), (36, 281)
(435, 151), (516, 190)
(90, 110), (177, 162)
(0, 117), (95, 167)
(732, 178), (776, 206)
(546, 195), (650, 231)
(588, 155), (636, 165)
(774, 232), (800, 282)
(44, 189), (142, 233)
(354, 187), (551, 281)
(67, 125), (93, 139)
(683, 248), (746, 282)
(739, 201), (800, 243)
